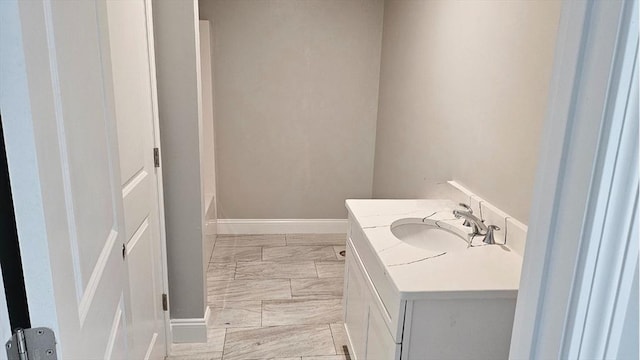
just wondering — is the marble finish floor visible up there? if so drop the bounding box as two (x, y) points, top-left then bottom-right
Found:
(168, 233), (349, 360)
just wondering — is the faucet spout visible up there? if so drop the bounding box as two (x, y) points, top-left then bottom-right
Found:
(452, 209), (488, 236)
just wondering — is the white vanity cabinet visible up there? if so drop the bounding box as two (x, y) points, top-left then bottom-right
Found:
(343, 212), (518, 360)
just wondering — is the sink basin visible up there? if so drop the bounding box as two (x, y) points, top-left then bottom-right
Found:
(390, 218), (468, 252)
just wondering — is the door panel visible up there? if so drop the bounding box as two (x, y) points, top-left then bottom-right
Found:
(50, 0), (118, 294)
(122, 172), (153, 241)
(106, 0), (167, 359)
(104, 297), (128, 360)
(108, 0), (150, 189)
(126, 222), (160, 359)
(0, 0), (130, 357)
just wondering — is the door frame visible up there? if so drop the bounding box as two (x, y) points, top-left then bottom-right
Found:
(510, 0), (638, 358)
(141, 0), (172, 350)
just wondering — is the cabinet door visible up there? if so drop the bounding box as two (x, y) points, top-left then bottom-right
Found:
(366, 302), (401, 360)
(344, 243), (370, 360)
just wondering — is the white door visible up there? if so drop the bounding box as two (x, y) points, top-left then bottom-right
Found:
(106, 1), (167, 359)
(1, 0), (138, 358)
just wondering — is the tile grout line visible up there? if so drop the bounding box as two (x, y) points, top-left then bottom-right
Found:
(289, 278), (294, 299)
(232, 261), (237, 280)
(328, 323), (338, 356)
(221, 327), (228, 359)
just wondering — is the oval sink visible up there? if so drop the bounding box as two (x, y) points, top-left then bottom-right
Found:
(390, 218), (468, 252)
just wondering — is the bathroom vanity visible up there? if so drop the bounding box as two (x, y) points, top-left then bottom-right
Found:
(343, 200), (523, 360)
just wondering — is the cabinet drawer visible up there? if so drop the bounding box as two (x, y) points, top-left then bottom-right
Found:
(350, 220), (404, 342)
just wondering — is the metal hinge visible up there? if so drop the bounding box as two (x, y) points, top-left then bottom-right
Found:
(6, 328), (57, 360)
(162, 293), (168, 311)
(153, 147), (160, 168)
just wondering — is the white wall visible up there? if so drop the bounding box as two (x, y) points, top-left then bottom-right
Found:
(198, 0), (384, 219)
(152, 0), (207, 320)
(372, 0), (561, 223)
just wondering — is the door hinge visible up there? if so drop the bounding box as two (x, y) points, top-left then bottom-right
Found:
(6, 328), (57, 360)
(153, 147), (160, 168)
(162, 293), (168, 311)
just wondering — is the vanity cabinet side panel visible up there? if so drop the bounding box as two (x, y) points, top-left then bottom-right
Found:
(406, 298), (516, 360)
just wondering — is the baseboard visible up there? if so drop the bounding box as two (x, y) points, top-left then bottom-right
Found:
(170, 306), (210, 344)
(217, 219), (348, 234)
(205, 219), (217, 235)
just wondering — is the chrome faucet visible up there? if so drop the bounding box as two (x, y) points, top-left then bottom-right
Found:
(452, 209), (501, 245)
(453, 209), (487, 235)
(457, 203), (474, 227)
(482, 225), (501, 245)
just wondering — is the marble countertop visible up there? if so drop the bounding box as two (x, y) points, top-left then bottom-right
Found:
(346, 199), (523, 300)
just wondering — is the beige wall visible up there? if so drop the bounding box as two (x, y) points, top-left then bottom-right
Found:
(372, 0), (561, 223)
(199, 0), (384, 219)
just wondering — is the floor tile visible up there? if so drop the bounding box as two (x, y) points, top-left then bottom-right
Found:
(291, 278), (343, 298)
(167, 353), (223, 360)
(208, 279), (291, 301)
(171, 328), (226, 355)
(263, 246), (337, 262)
(329, 323), (348, 355)
(207, 263), (237, 280)
(208, 301), (261, 328)
(262, 299), (343, 326)
(285, 234), (346, 246)
(177, 233), (351, 360)
(315, 262), (345, 278)
(289, 294), (344, 301)
(216, 234), (286, 247)
(235, 261), (317, 280)
(333, 246), (346, 261)
(211, 246), (262, 262)
(222, 325), (335, 360)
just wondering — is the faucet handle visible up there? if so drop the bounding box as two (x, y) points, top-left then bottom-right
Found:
(483, 225), (501, 245)
(457, 203), (473, 227)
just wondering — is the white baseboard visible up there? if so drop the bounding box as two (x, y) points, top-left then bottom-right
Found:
(205, 220), (217, 235)
(217, 219), (348, 234)
(170, 306), (210, 344)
